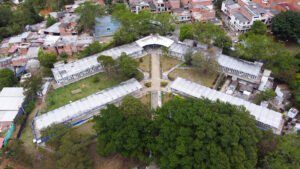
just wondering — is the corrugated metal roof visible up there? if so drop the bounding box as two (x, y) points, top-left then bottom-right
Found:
(170, 77), (283, 134)
(34, 79), (142, 131)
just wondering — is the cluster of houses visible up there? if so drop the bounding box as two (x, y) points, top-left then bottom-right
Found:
(222, 0), (300, 32)
(129, 0), (217, 22)
(0, 0), (94, 74)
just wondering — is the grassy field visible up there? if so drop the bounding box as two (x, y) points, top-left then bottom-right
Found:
(138, 55), (151, 73)
(161, 55), (183, 72)
(169, 68), (218, 87)
(45, 73), (125, 112)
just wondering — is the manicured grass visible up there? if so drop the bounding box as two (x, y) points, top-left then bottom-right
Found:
(45, 73), (125, 112)
(138, 55), (151, 72)
(160, 55), (183, 72)
(169, 68), (218, 87)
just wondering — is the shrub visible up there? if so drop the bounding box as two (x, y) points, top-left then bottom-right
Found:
(145, 82), (151, 88)
(168, 74), (175, 81)
(160, 81), (168, 87)
(92, 76), (100, 83)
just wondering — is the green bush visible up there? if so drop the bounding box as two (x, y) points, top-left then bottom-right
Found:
(92, 76), (100, 83)
(145, 82), (151, 88)
(160, 81), (168, 87)
(168, 74), (175, 81)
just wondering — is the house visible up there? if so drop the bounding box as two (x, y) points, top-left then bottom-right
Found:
(169, 0), (181, 9)
(153, 0), (170, 12)
(191, 0), (216, 21)
(0, 88), (25, 132)
(172, 8), (192, 22)
(0, 57), (12, 69)
(221, 0), (277, 32)
(129, 0), (156, 13)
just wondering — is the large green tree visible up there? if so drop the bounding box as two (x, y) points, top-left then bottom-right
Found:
(21, 74), (42, 99)
(111, 4), (174, 45)
(57, 131), (92, 169)
(154, 98), (261, 169)
(237, 34), (298, 83)
(179, 24), (193, 41)
(260, 134), (300, 169)
(76, 2), (104, 32)
(38, 51), (57, 68)
(97, 55), (117, 75)
(193, 22), (232, 50)
(94, 96), (153, 163)
(248, 20), (267, 35)
(0, 68), (17, 90)
(272, 11), (300, 42)
(0, 2), (43, 39)
(118, 53), (139, 79)
(191, 51), (219, 75)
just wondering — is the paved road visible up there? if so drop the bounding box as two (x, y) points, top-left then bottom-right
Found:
(151, 50), (161, 91)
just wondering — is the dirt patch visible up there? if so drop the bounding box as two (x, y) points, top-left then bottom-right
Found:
(89, 143), (139, 169)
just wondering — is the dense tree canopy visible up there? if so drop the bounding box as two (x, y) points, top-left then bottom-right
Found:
(179, 24), (193, 41)
(191, 51), (219, 75)
(0, 68), (17, 90)
(97, 55), (117, 75)
(21, 74), (42, 99)
(78, 41), (108, 58)
(237, 34), (298, 83)
(118, 53), (140, 79)
(154, 98), (261, 169)
(0, 2), (43, 39)
(254, 89), (276, 104)
(272, 11), (300, 42)
(38, 50), (57, 68)
(57, 131), (92, 169)
(95, 96), (261, 168)
(94, 96), (153, 163)
(179, 22), (232, 50)
(259, 133), (300, 169)
(248, 21), (267, 35)
(111, 4), (174, 45)
(75, 2), (104, 32)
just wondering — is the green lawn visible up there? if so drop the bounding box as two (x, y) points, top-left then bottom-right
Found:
(168, 68), (218, 87)
(161, 55), (183, 72)
(45, 73), (125, 112)
(138, 55), (151, 73)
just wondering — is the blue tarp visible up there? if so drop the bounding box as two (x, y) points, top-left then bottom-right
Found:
(4, 123), (15, 146)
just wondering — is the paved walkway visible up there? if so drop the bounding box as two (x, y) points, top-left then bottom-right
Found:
(151, 50), (161, 91)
